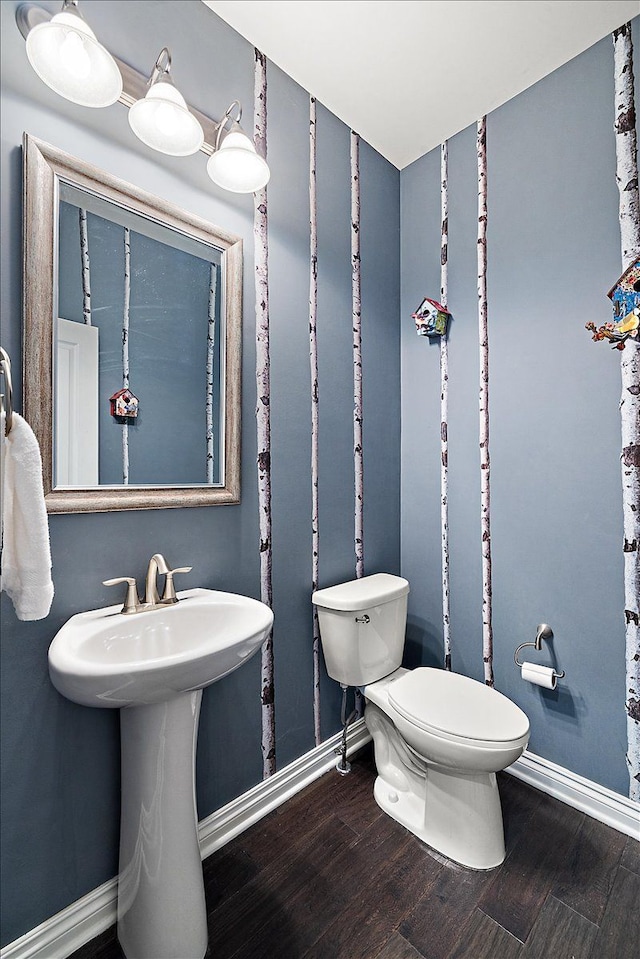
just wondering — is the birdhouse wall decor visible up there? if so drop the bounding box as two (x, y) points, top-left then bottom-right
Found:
(109, 387), (139, 419)
(412, 297), (452, 337)
(585, 257), (640, 351)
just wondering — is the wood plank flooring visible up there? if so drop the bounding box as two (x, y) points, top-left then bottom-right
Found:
(70, 745), (639, 959)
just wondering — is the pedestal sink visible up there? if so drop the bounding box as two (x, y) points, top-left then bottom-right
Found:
(48, 588), (273, 959)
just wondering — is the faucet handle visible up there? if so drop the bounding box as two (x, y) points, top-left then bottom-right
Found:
(103, 577), (140, 614)
(162, 566), (193, 603)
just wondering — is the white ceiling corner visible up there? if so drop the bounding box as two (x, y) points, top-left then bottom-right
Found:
(201, 0), (640, 169)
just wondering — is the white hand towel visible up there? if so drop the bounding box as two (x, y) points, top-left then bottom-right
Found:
(1, 412), (54, 620)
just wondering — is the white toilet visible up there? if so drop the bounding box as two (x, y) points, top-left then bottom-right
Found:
(312, 572), (530, 870)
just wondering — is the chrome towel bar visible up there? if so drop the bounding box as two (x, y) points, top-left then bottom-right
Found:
(0, 347), (14, 436)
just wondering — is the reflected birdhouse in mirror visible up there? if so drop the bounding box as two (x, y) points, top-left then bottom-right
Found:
(412, 297), (451, 337)
(110, 388), (139, 419)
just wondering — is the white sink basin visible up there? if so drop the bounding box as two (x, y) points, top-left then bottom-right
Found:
(48, 587), (273, 708)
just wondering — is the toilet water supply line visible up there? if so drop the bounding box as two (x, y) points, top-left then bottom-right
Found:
(335, 684), (359, 775)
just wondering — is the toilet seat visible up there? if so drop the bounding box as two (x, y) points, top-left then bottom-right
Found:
(388, 667), (530, 748)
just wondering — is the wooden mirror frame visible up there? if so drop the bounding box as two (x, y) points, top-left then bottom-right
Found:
(22, 134), (242, 512)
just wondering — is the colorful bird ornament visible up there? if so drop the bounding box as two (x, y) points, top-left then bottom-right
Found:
(586, 258), (640, 351)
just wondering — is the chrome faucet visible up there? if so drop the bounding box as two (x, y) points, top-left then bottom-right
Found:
(145, 553), (193, 606)
(145, 553), (170, 606)
(104, 554), (193, 615)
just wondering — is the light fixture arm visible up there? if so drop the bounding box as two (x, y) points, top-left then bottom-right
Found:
(148, 47), (172, 88)
(214, 100), (244, 151)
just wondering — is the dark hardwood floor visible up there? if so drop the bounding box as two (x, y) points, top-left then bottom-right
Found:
(71, 745), (639, 959)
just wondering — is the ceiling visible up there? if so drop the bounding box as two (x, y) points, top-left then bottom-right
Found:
(202, 0), (640, 169)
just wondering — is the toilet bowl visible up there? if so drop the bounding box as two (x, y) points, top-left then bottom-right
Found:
(364, 666), (529, 868)
(312, 573), (530, 870)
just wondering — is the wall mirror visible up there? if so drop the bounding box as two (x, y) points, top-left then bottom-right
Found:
(23, 134), (242, 512)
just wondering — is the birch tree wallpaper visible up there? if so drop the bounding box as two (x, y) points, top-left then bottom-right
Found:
(0, 0), (638, 948)
(612, 22), (640, 801)
(439, 141), (452, 672)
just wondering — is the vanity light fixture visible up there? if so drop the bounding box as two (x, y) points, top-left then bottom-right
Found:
(128, 48), (204, 157)
(207, 101), (270, 193)
(21, 0), (122, 108)
(16, 2), (271, 194)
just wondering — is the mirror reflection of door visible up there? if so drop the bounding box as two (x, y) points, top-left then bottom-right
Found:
(55, 317), (99, 486)
(56, 183), (224, 489)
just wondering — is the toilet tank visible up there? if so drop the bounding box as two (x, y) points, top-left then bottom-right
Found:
(312, 573), (410, 686)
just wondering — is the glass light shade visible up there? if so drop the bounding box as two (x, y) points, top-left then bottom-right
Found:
(206, 130), (270, 194)
(128, 82), (204, 156)
(25, 11), (122, 108)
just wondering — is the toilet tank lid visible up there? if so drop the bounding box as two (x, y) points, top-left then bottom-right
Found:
(312, 573), (409, 611)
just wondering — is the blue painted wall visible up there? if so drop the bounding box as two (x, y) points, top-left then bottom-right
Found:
(400, 19), (639, 797)
(0, 0), (400, 945)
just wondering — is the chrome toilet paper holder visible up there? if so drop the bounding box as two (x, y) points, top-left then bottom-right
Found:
(514, 624), (565, 679)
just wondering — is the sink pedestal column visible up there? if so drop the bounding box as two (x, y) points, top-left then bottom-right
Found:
(117, 690), (208, 959)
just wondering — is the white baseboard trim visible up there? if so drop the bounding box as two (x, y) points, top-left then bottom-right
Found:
(0, 719), (371, 959)
(0, 877), (118, 959)
(506, 749), (640, 841)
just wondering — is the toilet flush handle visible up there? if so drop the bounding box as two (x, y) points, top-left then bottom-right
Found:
(355, 614), (370, 624)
